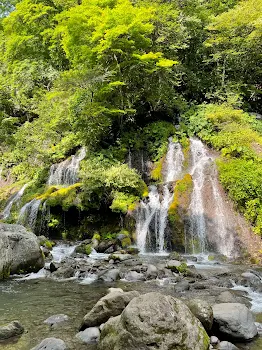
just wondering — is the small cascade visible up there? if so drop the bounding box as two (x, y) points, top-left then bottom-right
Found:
(210, 175), (234, 256)
(47, 147), (86, 186)
(1, 183), (28, 220)
(187, 138), (210, 254)
(17, 198), (42, 230)
(51, 244), (76, 263)
(136, 141), (184, 254)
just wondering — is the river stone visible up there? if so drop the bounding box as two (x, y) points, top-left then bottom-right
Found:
(76, 327), (100, 343)
(166, 259), (183, 272)
(0, 223), (44, 279)
(0, 321), (24, 340)
(44, 314), (69, 326)
(52, 266), (75, 279)
(98, 292), (210, 350)
(217, 291), (238, 303)
(218, 341), (239, 350)
(31, 338), (67, 350)
(80, 289), (140, 330)
(125, 270), (145, 281)
(98, 269), (120, 282)
(212, 303), (258, 341)
(145, 264), (158, 279)
(186, 299), (213, 331)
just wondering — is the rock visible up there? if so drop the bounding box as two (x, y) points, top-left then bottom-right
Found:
(174, 280), (190, 292)
(31, 338), (67, 350)
(80, 289), (140, 330)
(98, 269), (120, 282)
(145, 264), (158, 279)
(0, 224), (44, 279)
(166, 259), (184, 272)
(109, 253), (133, 262)
(126, 247), (140, 255)
(212, 303), (258, 341)
(217, 291), (238, 303)
(97, 240), (116, 253)
(49, 262), (58, 273)
(210, 336), (219, 345)
(0, 321), (24, 340)
(107, 287), (123, 293)
(125, 270), (145, 281)
(76, 327), (100, 344)
(44, 314), (69, 327)
(218, 341), (239, 350)
(186, 299), (213, 332)
(98, 292), (210, 350)
(52, 266), (75, 279)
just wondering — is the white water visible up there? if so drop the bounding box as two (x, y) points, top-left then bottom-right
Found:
(136, 141), (184, 254)
(51, 244), (77, 263)
(47, 147), (86, 186)
(231, 284), (262, 313)
(187, 138), (210, 254)
(187, 138), (234, 257)
(1, 183), (28, 219)
(17, 198), (42, 230)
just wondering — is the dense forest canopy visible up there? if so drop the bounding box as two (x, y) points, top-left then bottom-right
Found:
(0, 0), (262, 238)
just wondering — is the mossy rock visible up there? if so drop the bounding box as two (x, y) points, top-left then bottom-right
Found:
(168, 173), (193, 252)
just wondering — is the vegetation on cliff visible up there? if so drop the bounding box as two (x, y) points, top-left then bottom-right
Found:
(0, 0), (261, 239)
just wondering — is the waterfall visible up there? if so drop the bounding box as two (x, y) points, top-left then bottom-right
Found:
(17, 198), (42, 231)
(210, 175), (234, 257)
(187, 138), (210, 254)
(1, 184), (28, 220)
(47, 147), (86, 186)
(136, 141), (184, 254)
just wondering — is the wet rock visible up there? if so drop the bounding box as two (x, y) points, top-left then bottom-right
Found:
(212, 303), (258, 341)
(98, 292), (210, 350)
(125, 270), (145, 281)
(49, 262), (58, 273)
(145, 264), (158, 279)
(76, 327), (100, 344)
(44, 314), (69, 327)
(218, 341), (239, 349)
(126, 247), (140, 255)
(238, 271), (262, 291)
(52, 266), (75, 279)
(0, 223), (44, 279)
(166, 260), (186, 272)
(31, 337), (67, 350)
(123, 259), (142, 266)
(98, 269), (120, 282)
(210, 336), (219, 345)
(174, 280), (190, 292)
(0, 321), (24, 340)
(109, 253), (133, 262)
(97, 240), (116, 253)
(80, 289), (140, 330)
(186, 299), (213, 332)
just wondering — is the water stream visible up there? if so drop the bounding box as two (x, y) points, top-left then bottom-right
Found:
(136, 140), (184, 254)
(47, 147), (86, 186)
(1, 184), (28, 220)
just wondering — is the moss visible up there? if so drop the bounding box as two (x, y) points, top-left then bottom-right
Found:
(85, 244), (92, 255)
(151, 157), (164, 181)
(176, 262), (188, 273)
(198, 325), (210, 350)
(121, 236), (131, 248)
(208, 255), (215, 261)
(0, 263), (11, 280)
(92, 232), (101, 241)
(168, 174), (193, 252)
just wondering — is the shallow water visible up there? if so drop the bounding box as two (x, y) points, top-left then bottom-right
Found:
(0, 256), (261, 350)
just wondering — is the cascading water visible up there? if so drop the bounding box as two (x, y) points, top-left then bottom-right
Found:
(136, 140), (184, 254)
(1, 183), (28, 219)
(186, 138), (235, 257)
(187, 138), (210, 254)
(17, 198), (42, 230)
(47, 147), (86, 186)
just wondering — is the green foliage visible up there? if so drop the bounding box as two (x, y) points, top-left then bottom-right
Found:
(186, 103), (262, 235)
(110, 191), (139, 214)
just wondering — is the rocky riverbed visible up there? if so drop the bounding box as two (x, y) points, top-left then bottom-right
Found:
(0, 239), (262, 350)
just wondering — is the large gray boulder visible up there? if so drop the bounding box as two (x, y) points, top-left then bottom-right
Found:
(98, 292), (210, 350)
(31, 338), (67, 350)
(80, 288), (140, 330)
(186, 299), (213, 332)
(212, 303), (257, 341)
(0, 224), (44, 279)
(0, 321), (24, 340)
